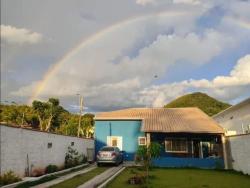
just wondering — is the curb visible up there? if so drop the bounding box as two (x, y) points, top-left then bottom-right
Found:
(97, 166), (126, 188)
(1, 163), (89, 188)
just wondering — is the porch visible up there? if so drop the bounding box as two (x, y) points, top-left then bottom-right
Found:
(149, 133), (224, 168)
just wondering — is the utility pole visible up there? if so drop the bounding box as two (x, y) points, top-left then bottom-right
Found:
(77, 94), (83, 137)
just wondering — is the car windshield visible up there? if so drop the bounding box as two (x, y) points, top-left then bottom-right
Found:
(100, 147), (115, 151)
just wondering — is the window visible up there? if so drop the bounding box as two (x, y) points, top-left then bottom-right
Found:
(138, 137), (146, 145)
(165, 139), (187, 153)
(101, 147), (115, 151)
(47, 142), (52, 149)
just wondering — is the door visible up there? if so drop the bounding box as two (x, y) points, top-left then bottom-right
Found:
(107, 136), (123, 150)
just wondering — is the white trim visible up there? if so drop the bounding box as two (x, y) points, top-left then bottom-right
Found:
(107, 136), (123, 150)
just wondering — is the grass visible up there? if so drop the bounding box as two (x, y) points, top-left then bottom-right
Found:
(49, 167), (108, 188)
(15, 164), (89, 188)
(16, 175), (58, 188)
(107, 167), (250, 188)
(57, 164), (90, 177)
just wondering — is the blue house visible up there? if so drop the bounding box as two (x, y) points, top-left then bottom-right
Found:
(95, 107), (225, 168)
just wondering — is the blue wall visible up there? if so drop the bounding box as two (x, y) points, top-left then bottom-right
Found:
(152, 157), (224, 169)
(95, 120), (144, 161)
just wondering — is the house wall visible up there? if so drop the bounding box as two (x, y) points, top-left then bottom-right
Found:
(95, 120), (144, 161)
(213, 101), (250, 135)
(0, 125), (94, 177)
(151, 133), (224, 168)
(227, 134), (250, 175)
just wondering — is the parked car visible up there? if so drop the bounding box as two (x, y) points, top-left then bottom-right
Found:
(96, 146), (123, 166)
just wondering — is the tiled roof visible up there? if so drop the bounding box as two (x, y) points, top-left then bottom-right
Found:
(95, 107), (224, 133)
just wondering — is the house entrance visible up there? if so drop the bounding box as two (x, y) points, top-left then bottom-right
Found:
(193, 140), (200, 158)
(107, 136), (123, 150)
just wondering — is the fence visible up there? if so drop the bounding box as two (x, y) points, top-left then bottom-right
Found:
(0, 124), (94, 177)
(226, 133), (250, 175)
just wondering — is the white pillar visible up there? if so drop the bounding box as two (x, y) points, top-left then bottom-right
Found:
(199, 141), (203, 159)
(146, 133), (150, 147)
(221, 135), (228, 169)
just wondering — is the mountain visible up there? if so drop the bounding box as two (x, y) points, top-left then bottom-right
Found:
(164, 92), (231, 116)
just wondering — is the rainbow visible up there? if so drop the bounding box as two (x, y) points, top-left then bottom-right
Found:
(28, 10), (189, 104)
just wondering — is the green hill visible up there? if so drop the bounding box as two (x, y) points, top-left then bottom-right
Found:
(164, 92), (231, 116)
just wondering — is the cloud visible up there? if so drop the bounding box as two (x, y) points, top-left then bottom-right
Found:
(12, 27), (235, 110)
(139, 54), (250, 107)
(136, 0), (200, 6)
(173, 0), (200, 5)
(136, 0), (156, 6)
(5, 0), (250, 112)
(1, 25), (42, 45)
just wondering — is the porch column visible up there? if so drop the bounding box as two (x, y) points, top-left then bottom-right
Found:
(221, 134), (228, 169)
(199, 141), (203, 159)
(146, 133), (150, 147)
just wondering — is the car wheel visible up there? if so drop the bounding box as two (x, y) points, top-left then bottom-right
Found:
(115, 161), (119, 166)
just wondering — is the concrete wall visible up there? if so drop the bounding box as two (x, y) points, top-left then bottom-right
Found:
(227, 134), (250, 175)
(0, 125), (94, 177)
(213, 101), (250, 135)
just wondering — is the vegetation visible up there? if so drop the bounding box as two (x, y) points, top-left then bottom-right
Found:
(107, 167), (250, 188)
(45, 165), (59, 174)
(65, 146), (87, 168)
(0, 171), (22, 186)
(49, 167), (108, 188)
(164, 92), (231, 116)
(16, 175), (57, 188)
(16, 165), (90, 188)
(135, 142), (161, 186)
(0, 98), (94, 138)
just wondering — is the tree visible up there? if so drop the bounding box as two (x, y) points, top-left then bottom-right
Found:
(1, 99), (94, 138)
(135, 142), (161, 186)
(32, 98), (66, 131)
(55, 113), (94, 138)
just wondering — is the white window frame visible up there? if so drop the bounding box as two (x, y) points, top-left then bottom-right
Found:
(107, 136), (123, 150)
(138, 137), (146, 146)
(165, 138), (188, 153)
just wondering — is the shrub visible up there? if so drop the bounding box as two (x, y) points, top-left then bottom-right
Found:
(79, 154), (88, 164)
(128, 173), (146, 185)
(45, 165), (58, 174)
(65, 146), (83, 168)
(135, 142), (161, 186)
(0, 171), (21, 186)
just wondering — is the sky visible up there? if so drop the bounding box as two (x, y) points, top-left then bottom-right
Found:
(1, 0), (250, 113)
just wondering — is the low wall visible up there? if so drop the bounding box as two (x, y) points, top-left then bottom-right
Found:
(0, 125), (94, 177)
(152, 157), (224, 169)
(227, 134), (250, 175)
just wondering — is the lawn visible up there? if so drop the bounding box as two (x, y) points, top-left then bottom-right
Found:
(107, 167), (250, 188)
(49, 167), (108, 188)
(16, 164), (90, 188)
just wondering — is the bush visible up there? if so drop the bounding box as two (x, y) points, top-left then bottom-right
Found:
(135, 142), (161, 186)
(0, 171), (21, 186)
(65, 146), (83, 168)
(128, 173), (146, 185)
(79, 154), (88, 164)
(45, 165), (58, 174)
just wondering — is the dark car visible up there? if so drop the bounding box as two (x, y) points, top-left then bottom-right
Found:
(96, 146), (123, 166)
